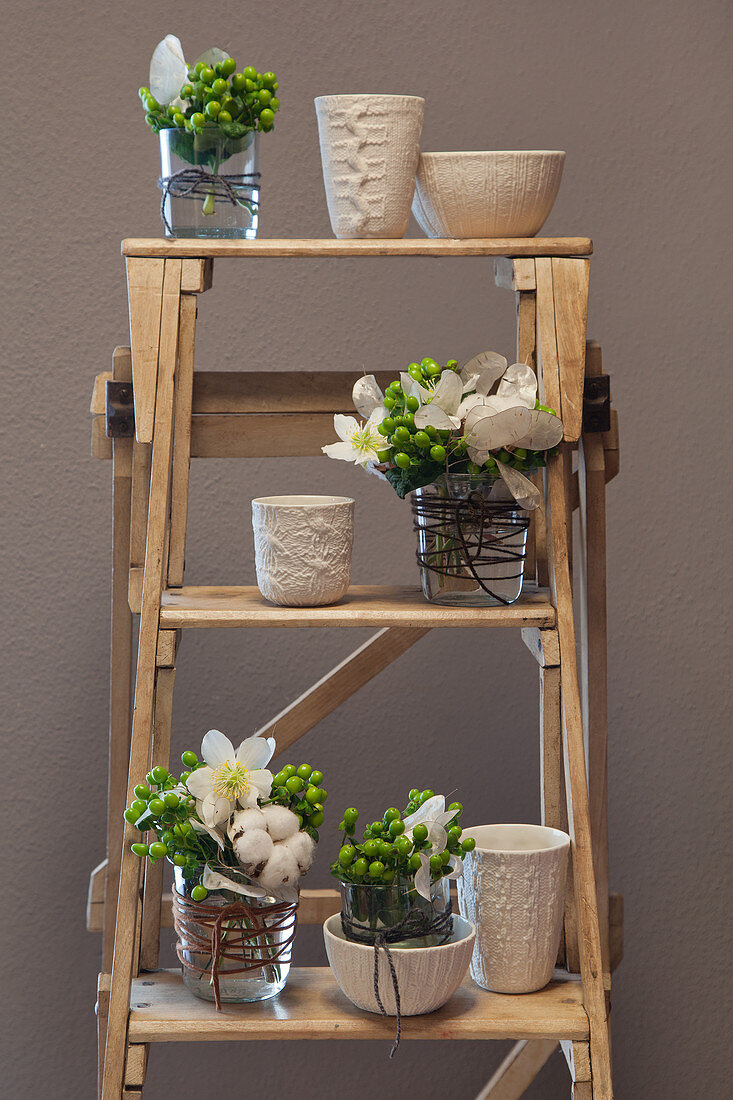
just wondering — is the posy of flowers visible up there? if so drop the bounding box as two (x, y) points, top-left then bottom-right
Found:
(125, 731), (326, 903)
(323, 351), (564, 506)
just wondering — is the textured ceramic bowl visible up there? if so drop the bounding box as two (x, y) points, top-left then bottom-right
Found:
(251, 495), (354, 607)
(457, 824), (570, 994)
(412, 151), (565, 238)
(324, 913), (475, 1015)
(315, 94), (424, 238)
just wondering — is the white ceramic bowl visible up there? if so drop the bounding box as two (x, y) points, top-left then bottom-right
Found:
(412, 151), (565, 238)
(251, 495), (354, 607)
(323, 913), (475, 1015)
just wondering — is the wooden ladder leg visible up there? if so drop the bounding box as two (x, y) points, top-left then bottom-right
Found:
(103, 348), (135, 975)
(561, 1040), (593, 1099)
(475, 1039), (558, 1100)
(167, 292), (197, 588)
(123, 1043), (149, 1099)
(537, 256), (613, 1099)
(102, 258), (182, 1100)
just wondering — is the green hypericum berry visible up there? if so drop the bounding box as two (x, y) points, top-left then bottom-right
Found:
(412, 824), (428, 845)
(408, 788), (420, 801)
(124, 809), (139, 825)
(352, 857), (368, 877)
(389, 819), (405, 837)
(368, 860), (385, 879)
(461, 837), (476, 852)
(286, 776), (304, 793)
(429, 444), (446, 462)
(282, 764), (296, 778)
(344, 808), (359, 827)
(305, 786), (320, 805)
(310, 811), (324, 827)
(362, 839), (380, 859)
(259, 108), (275, 128)
(408, 853), (422, 872)
(394, 452), (411, 469)
(149, 842), (167, 859)
(338, 845), (356, 867)
(151, 765), (168, 784)
(296, 764), (312, 780)
(131, 843), (149, 857)
(420, 789), (435, 803)
(134, 784), (151, 800)
(448, 801), (462, 814)
(163, 792), (179, 809)
(191, 885), (208, 901)
(148, 798), (165, 815)
(310, 770), (324, 786)
(173, 853), (186, 867)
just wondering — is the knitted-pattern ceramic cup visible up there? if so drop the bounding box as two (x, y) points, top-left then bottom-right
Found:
(315, 94), (424, 238)
(457, 823), (570, 993)
(252, 495), (355, 607)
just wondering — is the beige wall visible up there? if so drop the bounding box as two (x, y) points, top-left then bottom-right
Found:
(3, 0), (731, 1095)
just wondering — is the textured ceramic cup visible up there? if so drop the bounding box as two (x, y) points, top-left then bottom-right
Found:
(457, 824), (570, 993)
(412, 151), (565, 238)
(323, 913), (475, 1015)
(314, 94), (425, 238)
(251, 495), (354, 607)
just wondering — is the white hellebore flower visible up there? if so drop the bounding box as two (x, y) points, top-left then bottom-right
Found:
(186, 729), (275, 827)
(322, 407), (387, 467)
(149, 35), (189, 107)
(402, 795), (464, 900)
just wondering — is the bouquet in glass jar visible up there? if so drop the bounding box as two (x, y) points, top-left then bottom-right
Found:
(330, 788), (474, 948)
(322, 351), (565, 605)
(138, 35), (281, 237)
(125, 731), (326, 1004)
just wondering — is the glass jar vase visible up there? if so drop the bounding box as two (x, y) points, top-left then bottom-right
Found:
(173, 867), (296, 1004)
(158, 129), (260, 239)
(411, 473), (530, 607)
(339, 878), (452, 949)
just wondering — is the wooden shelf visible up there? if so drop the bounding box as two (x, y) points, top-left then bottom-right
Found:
(159, 585), (555, 630)
(121, 237), (593, 259)
(129, 969), (589, 1044)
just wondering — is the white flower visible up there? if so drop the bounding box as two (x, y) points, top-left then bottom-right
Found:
(186, 729), (275, 827)
(322, 407), (387, 467)
(149, 35), (189, 106)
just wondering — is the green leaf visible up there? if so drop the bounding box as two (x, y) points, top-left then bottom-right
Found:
(385, 462), (445, 499)
(218, 119), (251, 139)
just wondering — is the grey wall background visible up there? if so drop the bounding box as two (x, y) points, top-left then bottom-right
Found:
(3, 0), (731, 1096)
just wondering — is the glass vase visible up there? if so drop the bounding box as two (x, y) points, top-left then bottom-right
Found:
(339, 878), (452, 949)
(173, 867), (295, 1003)
(411, 473), (530, 607)
(158, 129), (260, 239)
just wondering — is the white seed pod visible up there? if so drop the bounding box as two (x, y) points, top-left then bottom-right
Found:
(256, 844), (301, 890)
(282, 832), (316, 873)
(261, 805), (300, 841)
(228, 806), (266, 845)
(231, 828), (274, 874)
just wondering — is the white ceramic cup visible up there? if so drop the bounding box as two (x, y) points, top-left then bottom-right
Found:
(251, 495), (355, 607)
(314, 94), (425, 238)
(457, 823), (570, 993)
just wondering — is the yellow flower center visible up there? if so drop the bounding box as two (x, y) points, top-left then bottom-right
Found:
(349, 423), (380, 453)
(212, 759), (250, 801)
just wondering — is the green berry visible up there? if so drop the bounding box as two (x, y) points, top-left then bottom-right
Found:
(262, 71), (277, 87)
(448, 801), (463, 814)
(173, 853), (186, 867)
(190, 112), (206, 129)
(461, 837), (476, 852)
(429, 444), (446, 462)
(191, 885), (208, 902)
(200, 66), (215, 85)
(296, 764), (312, 780)
(286, 776), (304, 794)
(149, 842), (167, 859)
(338, 845), (356, 867)
(381, 869), (395, 884)
(181, 751), (198, 768)
(305, 786), (321, 805)
(221, 58), (237, 77)
(205, 100), (221, 119)
(163, 792), (180, 809)
(217, 110), (232, 124)
(310, 770), (324, 786)
(131, 843), (149, 857)
(420, 789), (435, 803)
(352, 857), (368, 878)
(130, 799), (147, 818)
(405, 395), (419, 413)
(148, 798), (165, 816)
(243, 66), (258, 80)
(344, 807), (359, 827)
(395, 835), (413, 858)
(412, 824), (428, 845)
(368, 861), (385, 879)
(408, 853), (422, 872)
(310, 810), (324, 827)
(383, 393), (396, 410)
(134, 784), (151, 800)
(394, 452), (411, 469)
(282, 764), (297, 778)
(429, 854), (443, 873)
(212, 77), (228, 96)
(259, 108), (275, 129)
(363, 839), (380, 859)
(414, 431), (431, 449)
(124, 809), (140, 825)
(389, 819), (405, 837)
(408, 788), (420, 801)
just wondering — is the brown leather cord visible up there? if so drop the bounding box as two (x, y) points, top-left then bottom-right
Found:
(172, 887), (297, 1009)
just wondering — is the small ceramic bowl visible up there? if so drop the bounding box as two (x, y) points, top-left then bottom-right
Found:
(323, 913), (475, 1015)
(412, 151), (565, 238)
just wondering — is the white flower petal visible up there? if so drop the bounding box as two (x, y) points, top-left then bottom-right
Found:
(496, 460), (542, 510)
(352, 375), (385, 418)
(201, 729), (235, 769)
(333, 414), (359, 442)
(465, 406), (533, 452)
(236, 735), (275, 771)
(430, 370), (463, 415)
(366, 405), (389, 428)
(461, 351), (508, 395)
(186, 766), (214, 799)
(514, 409), (564, 450)
(322, 441), (358, 462)
(201, 865), (266, 898)
(496, 363), (538, 409)
(200, 792), (231, 827)
(414, 853), (433, 901)
(248, 768), (274, 800)
(149, 35), (189, 106)
(190, 818), (225, 850)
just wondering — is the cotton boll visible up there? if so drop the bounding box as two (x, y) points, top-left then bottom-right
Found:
(228, 806), (266, 844)
(231, 828), (274, 874)
(256, 844), (300, 890)
(260, 805), (300, 841)
(282, 832), (316, 873)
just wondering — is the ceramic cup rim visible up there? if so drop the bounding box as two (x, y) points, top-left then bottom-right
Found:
(462, 823), (570, 854)
(252, 495), (355, 508)
(315, 94), (425, 104)
(419, 150), (565, 159)
(323, 913), (475, 954)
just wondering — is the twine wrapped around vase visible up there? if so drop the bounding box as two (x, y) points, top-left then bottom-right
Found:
(158, 166), (261, 236)
(172, 887), (297, 1010)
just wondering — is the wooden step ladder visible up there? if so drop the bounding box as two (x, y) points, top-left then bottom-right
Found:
(89, 237), (621, 1100)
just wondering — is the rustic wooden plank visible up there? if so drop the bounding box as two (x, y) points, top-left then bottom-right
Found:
(122, 237), (594, 259)
(124, 1044), (148, 1088)
(129, 442), (152, 573)
(128, 567), (143, 615)
(140, 667), (176, 971)
(97, 973), (111, 1099)
(159, 585), (555, 630)
(91, 371), (113, 415)
(192, 370), (394, 414)
(257, 627), (430, 753)
(155, 631), (180, 668)
(561, 1039), (592, 1082)
(88, 859), (107, 932)
(180, 258), (213, 293)
(552, 259), (590, 441)
(188, 412), (354, 458)
(168, 294), (197, 586)
(92, 416), (113, 459)
(535, 259), (563, 424)
(521, 627), (560, 668)
(126, 258), (165, 443)
(128, 969), (589, 1043)
(493, 257), (537, 292)
(103, 259), (182, 1100)
(476, 1039), (557, 1099)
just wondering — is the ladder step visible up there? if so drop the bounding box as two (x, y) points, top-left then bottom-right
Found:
(129, 969), (589, 1044)
(159, 585), (555, 630)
